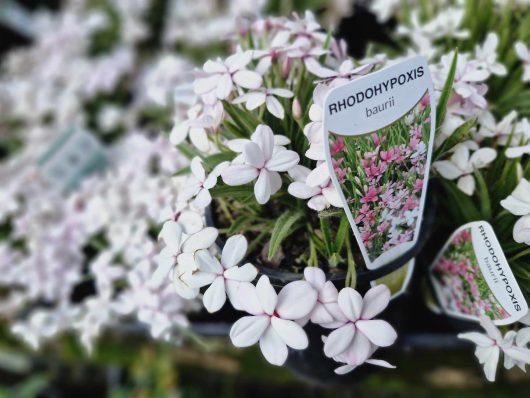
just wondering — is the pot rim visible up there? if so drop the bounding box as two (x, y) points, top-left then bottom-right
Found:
(205, 194), (437, 288)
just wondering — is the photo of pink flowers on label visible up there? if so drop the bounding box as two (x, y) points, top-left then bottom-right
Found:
(329, 92), (431, 266)
(431, 227), (508, 320)
(429, 221), (527, 325)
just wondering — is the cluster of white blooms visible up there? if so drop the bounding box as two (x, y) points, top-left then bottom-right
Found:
(0, 0), (201, 351)
(154, 11), (400, 373)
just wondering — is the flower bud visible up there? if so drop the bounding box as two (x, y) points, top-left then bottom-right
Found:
(292, 97), (302, 120)
(281, 57), (292, 78)
(514, 214), (530, 245)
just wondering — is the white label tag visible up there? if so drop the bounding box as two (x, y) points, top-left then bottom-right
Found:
(38, 128), (107, 191)
(323, 56), (436, 269)
(429, 221), (528, 325)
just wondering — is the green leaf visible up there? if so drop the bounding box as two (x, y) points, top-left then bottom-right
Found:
(173, 152), (233, 176)
(436, 49), (458, 131)
(210, 185), (254, 199)
(320, 217), (333, 257)
(176, 142), (202, 160)
(268, 211), (304, 260)
(434, 116), (477, 161)
(474, 169), (491, 220)
(334, 214), (350, 253)
(227, 215), (254, 235)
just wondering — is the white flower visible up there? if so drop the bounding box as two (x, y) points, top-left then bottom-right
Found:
(433, 143), (497, 195)
(322, 335), (395, 375)
(151, 221), (218, 293)
(323, 286), (397, 364)
(305, 58), (373, 83)
(515, 41), (530, 82)
(475, 32), (507, 76)
(478, 111), (518, 142)
(303, 267), (343, 328)
(194, 51), (263, 100)
(187, 235), (258, 313)
(177, 157), (226, 209)
(501, 178), (530, 216)
(458, 316), (530, 382)
(221, 124), (299, 204)
(288, 165), (342, 211)
(233, 88), (293, 119)
(504, 327), (530, 371)
(229, 275), (317, 366)
(513, 214), (530, 245)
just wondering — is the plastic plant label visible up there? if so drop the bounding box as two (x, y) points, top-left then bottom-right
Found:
(429, 221), (528, 325)
(323, 56), (435, 269)
(38, 128), (107, 192)
(371, 259), (415, 300)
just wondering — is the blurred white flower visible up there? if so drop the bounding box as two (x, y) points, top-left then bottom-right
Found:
(515, 42), (530, 82)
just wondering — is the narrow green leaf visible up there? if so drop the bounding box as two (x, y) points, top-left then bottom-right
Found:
(320, 217), (333, 257)
(436, 49), (458, 131)
(474, 169), (491, 220)
(434, 116), (477, 161)
(176, 142), (202, 160)
(227, 215), (254, 235)
(268, 211), (304, 260)
(334, 214), (350, 253)
(210, 185), (254, 199)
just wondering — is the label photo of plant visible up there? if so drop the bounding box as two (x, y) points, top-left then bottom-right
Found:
(431, 227), (509, 321)
(328, 91), (432, 267)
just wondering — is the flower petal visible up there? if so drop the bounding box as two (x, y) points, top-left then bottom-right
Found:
(243, 142), (265, 169)
(159, 221), (183, 249)
(221, 235), (248, 269)
(254, 169), (272, 204)
(323, 323), (355, 358)
(271, 317), (308, 349)
(222, 164), (259, 186)
(266, 96), (285, 119)
(252, 125), (274, 160)
(259, 326), (288, 366)
(276, 280), (318, 320)
(361, 285), (391, 319)
(304, 267), (326, 290)
(356, 319), (397, 347)
(256, 275), (277, 316)
(224, 263), (258, 282)
(338, 288), (363, 321)
(203, 276), (227, 313)
(238, 282), (264, 315)
(195, 249), (223, 274)
(181, 227), (218, 252)
(230, 315), (270, 347)
(265, 150), (300, 172)
(233, 70), (263, 90)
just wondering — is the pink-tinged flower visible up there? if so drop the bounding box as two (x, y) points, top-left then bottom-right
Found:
(305, 58), (373, 83)
(458, 316), (530, 382)
(322, 286), (397, 363)
(380, 149), (396, 163)
(433, 143), (497, 195)
(515, 42), (530, 82)
(500, 178), (530, 216)
(403, 196), (417, 212)
(323, 335), (395, 375)
(186, 235), (258, 313)
(233, 88), (294, 119)
(177, 157), (226, 209)
(513, 215), (530, 245)
(303, 267), (343, 328)
(287, 166), (342, 211)
(331, 139), (345, 155)
(151, 221), (218, 291)
(420, 94), (430, 108)
(194, 51), (263, 99)
(372, 134), (381, 146)
(377, 222), (390, 234)
(361, 231), (375, 244)
(413, 179), (423, 193)
(222, 125), (299, 204)
(360, 186), (381, 204)
(229, 276), (317, 366)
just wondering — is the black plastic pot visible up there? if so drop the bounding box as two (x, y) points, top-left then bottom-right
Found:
(205, 191), (437, 292)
